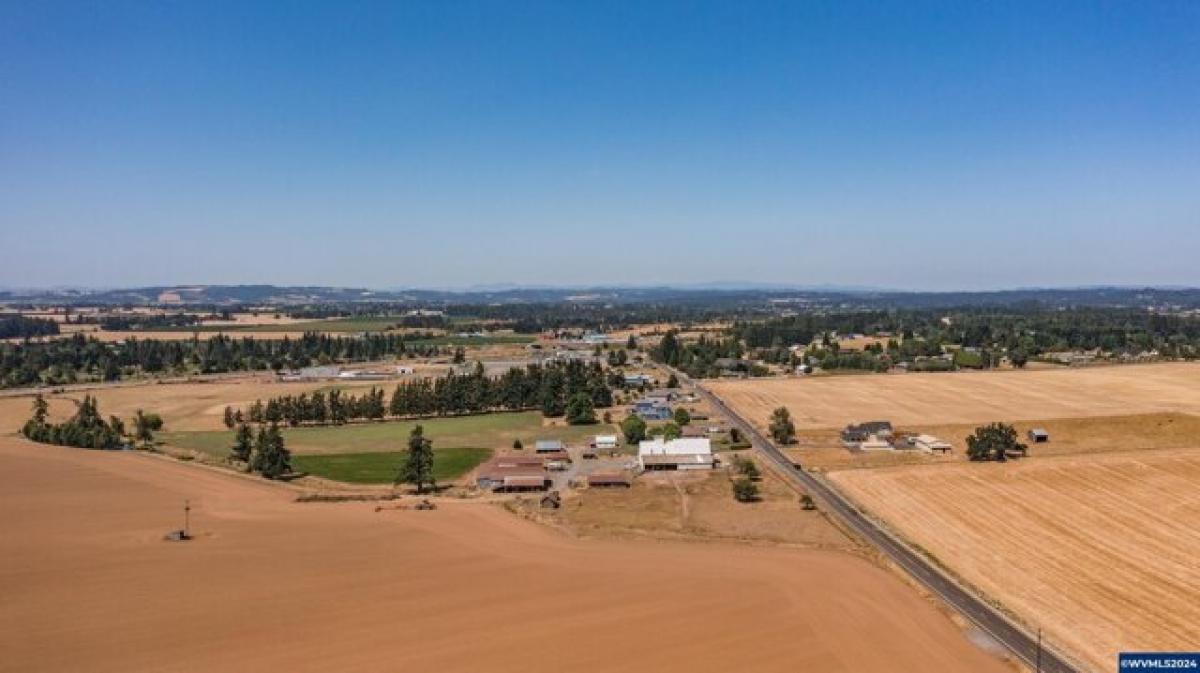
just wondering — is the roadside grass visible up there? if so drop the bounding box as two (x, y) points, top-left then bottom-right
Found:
(161, 410), (613, 458)
(292, 447), (492, 484)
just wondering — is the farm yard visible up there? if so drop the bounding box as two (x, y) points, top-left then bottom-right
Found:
(830, 450), (1200, 673)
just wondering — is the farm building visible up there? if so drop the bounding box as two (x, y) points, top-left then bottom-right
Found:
(633, 400), (672, 421)
(499, 475), (551, 492)
(681, 425), (709, 438)
(912, 434), (953, 453)
(475, 456), (547, 491)
(637, 437), (714, 471)
(643, 389), (679, 403)
(1028, 428), (1050, 443)
(591, 435), (619, 451)
(534, 439), (567, 454)
(587, 472), (632, 488)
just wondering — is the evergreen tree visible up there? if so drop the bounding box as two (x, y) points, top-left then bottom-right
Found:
(223, 406), (236, 429)
(230, 423), (253, 464)
(134, 409), (156, 447)
(397, 425), (435, 493)
(565, 392), (597, 425)
(258, 423), (291, 479)
(673, 407), (691, 426)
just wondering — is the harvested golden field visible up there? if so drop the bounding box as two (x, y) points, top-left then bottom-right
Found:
(830, 449), (1200, 673)
(787, 412), (1200, 471)
(0, 377), (390, 432)
(0, 437), (1014, 673)
(709, 363), (1200, 431)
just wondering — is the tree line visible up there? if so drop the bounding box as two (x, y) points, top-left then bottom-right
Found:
(20, 394), (162, 450)
(0, 315), (60, 339)
(0, 332), (445, 388)
(650, 330), (745, 378)
(224, 360), (614, 428)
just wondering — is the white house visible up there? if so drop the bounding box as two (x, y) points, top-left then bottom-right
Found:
(637, 437), (714, 471)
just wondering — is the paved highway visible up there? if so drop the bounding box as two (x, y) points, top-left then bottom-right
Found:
(685, 375), (1083, 673)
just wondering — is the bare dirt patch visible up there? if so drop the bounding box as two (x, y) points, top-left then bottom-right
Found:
(550, 467), (853, 549)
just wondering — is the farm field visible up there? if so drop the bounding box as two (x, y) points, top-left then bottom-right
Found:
(830, 449), (1200, 673)
(0, 437), (1015, 673)
(0, 377), (390, 432)
(161, 411), (611, 458)
(787, 412), (1200, 471)
(708, 362), (1200, 431)
(292, 447), (492, 484)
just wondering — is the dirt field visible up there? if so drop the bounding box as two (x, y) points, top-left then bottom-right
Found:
(552, 465), (851, 549)
(830, 449), (1200, 673)
(709, 362), (1200, 431)
(0, 437), (1015, 673)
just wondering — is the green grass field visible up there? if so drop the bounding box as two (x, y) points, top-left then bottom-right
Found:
(291, 447), (492, 484)
(162, 411), (612, 458)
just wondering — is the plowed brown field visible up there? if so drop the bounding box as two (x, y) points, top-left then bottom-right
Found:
(0, 436), (1014, 673)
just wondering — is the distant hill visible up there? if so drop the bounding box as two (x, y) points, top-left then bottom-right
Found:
(1, 284), (1199, 310)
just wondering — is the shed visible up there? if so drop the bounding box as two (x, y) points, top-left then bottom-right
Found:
(1028, 428), (1050, 443)
(534, 439), (567, 453)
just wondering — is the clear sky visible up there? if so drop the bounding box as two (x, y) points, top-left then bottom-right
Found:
(1, 1), (1197, 290)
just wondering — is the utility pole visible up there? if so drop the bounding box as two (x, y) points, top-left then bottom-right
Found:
(183, 499), (191, 539)
(1036, 627), (1042, 673)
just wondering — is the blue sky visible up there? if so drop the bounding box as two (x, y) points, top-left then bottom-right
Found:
(1, 1), (1197, 290)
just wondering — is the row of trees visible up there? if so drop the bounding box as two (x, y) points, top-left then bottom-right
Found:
(20, 395), (161, 450)
(229, 422), (292, 479)
(226, 361), (615, 428)
(0, 315), (59, 339)
(0, 332), (445, 388)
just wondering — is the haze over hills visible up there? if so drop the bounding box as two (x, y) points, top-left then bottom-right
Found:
(2, 284), (1199, 309)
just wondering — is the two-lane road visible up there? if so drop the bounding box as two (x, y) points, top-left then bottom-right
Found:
(684, 374), (1082, 673)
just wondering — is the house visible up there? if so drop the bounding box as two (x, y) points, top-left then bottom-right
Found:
(587, 472), (632, 488)
(633, 400), (672, 421)
(534, 439), (566, 454)
(1028, 428), (1049, 443)
(841, 421), (894, 443)
(643, 389), (678, 403)
(623, 373), (655, 388)
(581, 332), (610, 345)
(637, 437), (714, 471)
(912, 434), (953, 453)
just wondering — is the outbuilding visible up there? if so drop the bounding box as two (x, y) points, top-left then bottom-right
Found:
(1028, 428), (1050, 443)
(637, 437), (714, 471)
(913, 434), (953, 453)
(534, 439), (567, 454)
